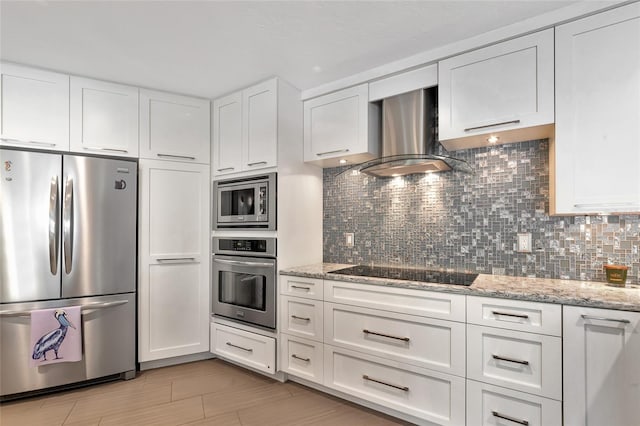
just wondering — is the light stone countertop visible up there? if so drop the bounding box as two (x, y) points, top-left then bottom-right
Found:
(280, 263), (640, 312)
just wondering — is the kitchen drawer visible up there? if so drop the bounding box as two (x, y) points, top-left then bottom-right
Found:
(467, 296), (561, 336)
(279, 334), (323, 385)
(467, 380), (562, 426)
(324, 345), (465, 425)
(280, 275), (324, 300)
(467, 324), (561, 400)
(324, 279), (465, 322)
(210, 322), (275, 374)
(280, 296), (323, 342)
(325, 302), (465, 377)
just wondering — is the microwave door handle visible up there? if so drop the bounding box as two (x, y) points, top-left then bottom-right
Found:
(214, 258), (274, 268)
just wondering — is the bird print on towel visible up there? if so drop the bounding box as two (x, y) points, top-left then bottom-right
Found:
(32, 309), (76, 361)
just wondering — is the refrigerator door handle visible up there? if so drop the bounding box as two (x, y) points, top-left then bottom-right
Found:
(63, 177), (74, 274)
(48, 176), (60, 275)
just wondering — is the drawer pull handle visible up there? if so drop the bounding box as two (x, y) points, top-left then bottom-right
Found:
(363, 329), (410, 342)
(464, 120), (521, 132)
(492, 354), (529, 366)
(291, 285), (311, 291)
(157, 153), (196, 160)
(291, 354), (310, 362)
(291, 315), (311, 321)
(581, 315), (631, 324)
(83, 146), (129, 153)
(226, 342), (253, 353)
(316, 148), (349, 156)
(492, 310), (530, 319)
(492, 410), (529, 426)
(1, 137), (57, 147)
(362, 375), (409, 392)
(247, 161), (267, 167)
(217, 167), (235, 172)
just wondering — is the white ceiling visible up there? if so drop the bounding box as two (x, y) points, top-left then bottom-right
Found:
(1, 1), (586, 99)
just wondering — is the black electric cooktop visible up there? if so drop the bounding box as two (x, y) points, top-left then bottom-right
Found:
(328, 265), (478, 286)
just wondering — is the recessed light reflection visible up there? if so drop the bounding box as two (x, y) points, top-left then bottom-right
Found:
(487, 135), (499, 144)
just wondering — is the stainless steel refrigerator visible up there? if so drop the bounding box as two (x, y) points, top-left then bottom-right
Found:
(0, 148), (137, 397)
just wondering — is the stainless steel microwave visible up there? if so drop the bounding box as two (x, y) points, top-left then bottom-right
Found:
(213, 173), (276, 230)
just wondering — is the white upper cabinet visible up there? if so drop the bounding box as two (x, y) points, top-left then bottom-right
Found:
(0, 62), (69, 151)
(139, 89), (210, 164)
(438, 29), (554, 150)
(212, 78), (279, 177)
(70, 77), (138, 157)
(212, 92), (243, 174)
(243, 79), (277, 171)
(552, 3), (640, 215)
(563, 306), (640, 426)
(303, 83), (380, 167)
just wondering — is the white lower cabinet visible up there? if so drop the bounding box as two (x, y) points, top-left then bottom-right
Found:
(138, 160), (210, 363)
(324, 302), (465, 376)
(467, 324), (562, 400)
(211, 322), (276, 374)
(279, 334), (324, 385)
(324, 345), (466, 425)
(280, 296), (323, 341)
(466, 380), (562, 426)
(563, 306), (640, 426)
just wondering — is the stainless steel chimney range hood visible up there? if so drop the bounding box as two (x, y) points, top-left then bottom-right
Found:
(354, 87), (472, 177)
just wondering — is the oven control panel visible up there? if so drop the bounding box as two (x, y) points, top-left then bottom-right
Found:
(213, 237), (276, 257)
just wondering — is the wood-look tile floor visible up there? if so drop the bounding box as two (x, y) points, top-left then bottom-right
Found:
(0, 359), (411, 425)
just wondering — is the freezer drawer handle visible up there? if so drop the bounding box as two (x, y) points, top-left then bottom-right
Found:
(0, 300), (129, 318)
(491, 310), (530, 319)
(49, 175), (60, 275)
(492, 410), (529, 426)
(492, 354), (529, 366)
(581, 315), (631, 324)
(362, 375), (409, 392)
(63, 178), (74, 274)
(363, 329), (410, 342)
(0, 137), (57, 147)
(464, 120), (520, 132)
(226, 342), (253, 353)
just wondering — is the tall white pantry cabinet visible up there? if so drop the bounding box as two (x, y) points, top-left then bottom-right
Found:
(138, 92), (211, 364)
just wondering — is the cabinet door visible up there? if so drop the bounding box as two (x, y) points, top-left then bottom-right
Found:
(304, 84), (379, 167)
(438, 29), (554, 149)
(243, 79), (277, 171)
(138, 159), (210, 361)
(212, 91), (242, 176)
(140, 89), (210, 163)
(563, 306), (640, 426)
(70, 77), (138, 157)
(0, 63), (69, 151)
(553, 3), (640, 214)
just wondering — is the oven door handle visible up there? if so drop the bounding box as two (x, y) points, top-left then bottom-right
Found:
(213, 258), (274, 268)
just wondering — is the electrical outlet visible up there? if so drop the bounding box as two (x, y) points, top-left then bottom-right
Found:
(517, 233), (532, 253)
(345, 233), (354, 247)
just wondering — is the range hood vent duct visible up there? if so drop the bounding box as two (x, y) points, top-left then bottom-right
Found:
(355, 88), (472, 177)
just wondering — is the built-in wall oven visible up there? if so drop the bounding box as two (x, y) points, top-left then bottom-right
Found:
(213, 173), (276, 230)
(212, 237), (276, 329)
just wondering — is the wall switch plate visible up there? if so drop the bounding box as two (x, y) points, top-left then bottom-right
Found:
(517, 233), (532, 253)
(345, 233), (354, 247)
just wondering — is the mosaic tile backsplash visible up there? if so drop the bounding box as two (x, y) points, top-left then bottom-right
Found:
(323, 139), (640, 284)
